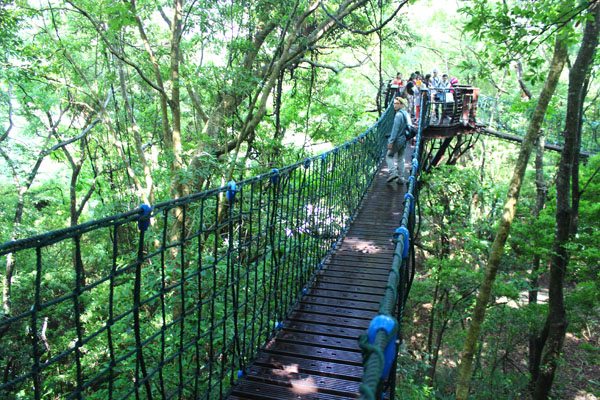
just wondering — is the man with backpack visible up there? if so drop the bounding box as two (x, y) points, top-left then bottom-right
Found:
(386, 97), (412, 184)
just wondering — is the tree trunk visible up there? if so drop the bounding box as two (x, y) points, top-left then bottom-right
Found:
(532, 3), (600, 398)
(528, 132), (546, 381)
(455, 35), (568, 400)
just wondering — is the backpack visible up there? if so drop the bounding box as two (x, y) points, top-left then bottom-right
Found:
(405, 124), (417, 140)
(394, 110), (410, 148)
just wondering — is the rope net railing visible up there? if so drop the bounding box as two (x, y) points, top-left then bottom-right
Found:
(477, 94), (600, 154)
(357, 92), (429, 400)
(0, 104), (396, 400)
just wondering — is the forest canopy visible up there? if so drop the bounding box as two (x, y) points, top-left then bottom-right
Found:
(1, 0), (599, 399)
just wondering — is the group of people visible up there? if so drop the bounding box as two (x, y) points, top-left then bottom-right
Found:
(388, 69), (459, 124)
(385, 68), (460, 184)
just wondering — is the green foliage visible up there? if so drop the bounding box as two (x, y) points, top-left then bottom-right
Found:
(1, 0), (600, 398)
(395, 350), (435, 399)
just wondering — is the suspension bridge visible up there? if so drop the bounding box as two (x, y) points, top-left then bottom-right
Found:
(0, 88), (596, 400)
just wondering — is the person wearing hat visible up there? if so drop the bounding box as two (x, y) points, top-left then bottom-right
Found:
(386, 97), (412, 183)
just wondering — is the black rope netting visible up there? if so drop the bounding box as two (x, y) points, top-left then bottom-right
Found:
(0, 104), (396, 399)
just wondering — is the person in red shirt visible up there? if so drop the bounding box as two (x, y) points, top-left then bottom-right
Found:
(390, 72), (404, 97)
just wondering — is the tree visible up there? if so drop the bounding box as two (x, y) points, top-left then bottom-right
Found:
(453, 1), (586, 397)
(531, 3), (600, 398)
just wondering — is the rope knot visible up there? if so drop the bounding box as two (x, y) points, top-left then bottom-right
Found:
(271, 168), (280, 184)
(227, 181), (237, 202)
(393, 227), (410, 259)
(137, 204), (152, 232)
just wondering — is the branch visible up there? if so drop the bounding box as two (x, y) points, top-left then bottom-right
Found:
(43, 119), (101, 156)
(185, 84), (209, 123)
(319, 0), (409, 35)
(295, 57), (364, 73)
(65, 1), (166, 95)
(75, 180), (97, 220)
(0, 147), (19, 190)
(1, 84), (13, 143)
(158, 6), (170, 26)
(515, 60), (534, 99)
(580, 164), (600, 196)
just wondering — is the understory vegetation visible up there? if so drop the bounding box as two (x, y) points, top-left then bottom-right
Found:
(399, 139), (600, 399)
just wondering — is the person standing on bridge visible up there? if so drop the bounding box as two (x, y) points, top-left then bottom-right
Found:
(386, 97), (411, 184)
(390, 72), (404, 97)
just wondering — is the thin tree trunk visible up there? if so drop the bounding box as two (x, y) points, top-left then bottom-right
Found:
(116, 55), (155, 204)
(455, 35), (568, 400)
(532, 3), (600, 398)
(528, 132), (546, 382)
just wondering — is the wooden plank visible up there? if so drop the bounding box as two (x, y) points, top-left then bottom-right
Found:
(283, 321), (365, 340)
(300, 295), (380, 311)
(308, 281), (385, 295)
(317, 272), (390, 285)
(252, 353), (363, 380)
(275, 331), (361, 351)
(287, 312), (372, 331)
(325, 259), (393, 271)
(330, 249), (396, 259)
(244, 365), (361, 397)
(322, 265), (390, 276)
(293, 302), (378, 320)
(304, 288), (383, 303)
(263, 341), (363, 365)
(230, 380), (358, 399)
(315, 277), (388, 290)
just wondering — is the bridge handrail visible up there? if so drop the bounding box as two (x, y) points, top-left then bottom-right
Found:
(0, 104), (396, 399)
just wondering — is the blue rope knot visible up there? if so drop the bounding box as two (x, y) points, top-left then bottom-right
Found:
(404, 193), (415, 213)
(304, 158), (311, 169)
(137, 204), (152, 232)
(367, 314), (398, 378)
(321, 153), (327, 162)
(271, 168), (280, 184)
(227, 181), (237, 202)
(393, 227), (410, 259)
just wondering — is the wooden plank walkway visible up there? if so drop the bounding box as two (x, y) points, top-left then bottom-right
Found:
(227, 155), (409, 400)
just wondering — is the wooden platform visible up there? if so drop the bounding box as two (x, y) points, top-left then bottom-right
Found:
(226, 154), (409, 400)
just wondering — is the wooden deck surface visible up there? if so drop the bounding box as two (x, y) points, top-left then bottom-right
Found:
(226, 155), (409, 400)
